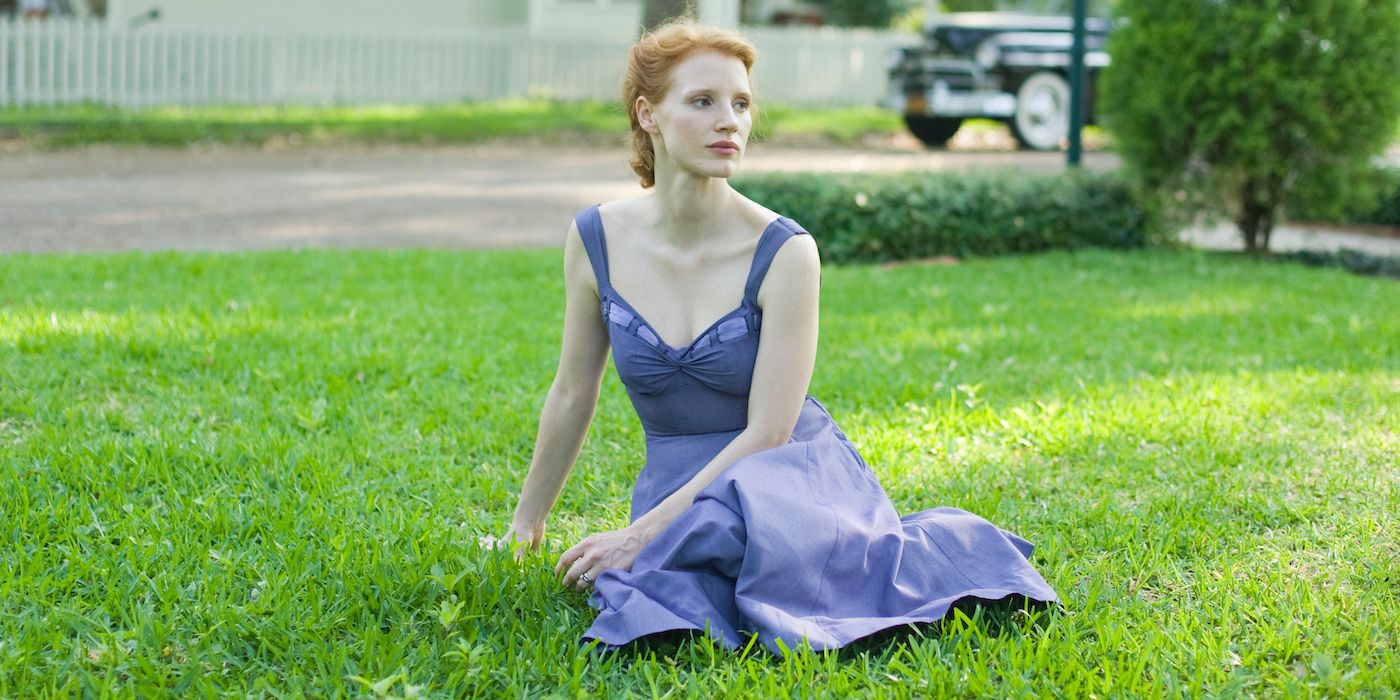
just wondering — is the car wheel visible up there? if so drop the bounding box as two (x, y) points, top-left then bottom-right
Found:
(903, 116), (964, 148)
(1011, 71), (1070, 151)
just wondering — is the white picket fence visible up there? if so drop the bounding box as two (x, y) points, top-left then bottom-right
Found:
(0, 18), (915, 108)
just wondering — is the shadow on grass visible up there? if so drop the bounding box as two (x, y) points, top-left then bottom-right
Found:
(585, 594), (1058, 664)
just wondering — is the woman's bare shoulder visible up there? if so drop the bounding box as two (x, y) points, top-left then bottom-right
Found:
(756, 230), (820, 311)
(734, 195), (784, 231)
(760, 188), (818, 269)
(596, 193), (654, 223)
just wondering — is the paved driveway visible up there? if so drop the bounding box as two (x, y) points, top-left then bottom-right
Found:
(0, 142), (1118, 254)
(4, 141), (1395, 256)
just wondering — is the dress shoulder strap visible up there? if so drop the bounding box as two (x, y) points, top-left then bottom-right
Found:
(573, 204), (611, 293)
(743, 217), (809, 306)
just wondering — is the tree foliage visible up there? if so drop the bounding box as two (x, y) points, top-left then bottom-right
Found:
(642, 0), (694, 32)
(809, 0), (919, 28)
(1099, 0), (1400, 253)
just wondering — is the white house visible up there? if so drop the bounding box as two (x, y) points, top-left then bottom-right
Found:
(3, 0), (919, 108)
(100, 0), (747, 37)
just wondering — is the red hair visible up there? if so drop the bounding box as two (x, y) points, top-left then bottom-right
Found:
(622, 20), (758, 188)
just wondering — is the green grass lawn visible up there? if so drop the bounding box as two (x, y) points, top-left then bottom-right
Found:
(2, 248), (1397, 696)
(0, 101), (911, 149)
(0, 99), (1386, 152)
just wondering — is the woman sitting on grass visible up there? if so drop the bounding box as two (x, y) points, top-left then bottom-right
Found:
(494, 19), (1057, 653)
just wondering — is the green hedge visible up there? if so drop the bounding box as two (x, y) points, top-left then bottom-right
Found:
(1290, 164), (1400, 228)
(1278, 248), (1400, 280)
(731, 169), (1148, 264)
(1361, 166), (1400, 227)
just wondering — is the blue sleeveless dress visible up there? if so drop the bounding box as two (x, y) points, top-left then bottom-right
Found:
(573, 204), (1057, 654)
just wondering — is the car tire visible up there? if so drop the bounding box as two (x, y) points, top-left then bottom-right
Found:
(903, 116), (964, 148)
(1011, 71), (1070, 151)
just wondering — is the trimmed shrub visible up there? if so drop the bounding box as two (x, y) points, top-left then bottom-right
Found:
(1279, 248), (1400, 281)
(732, 169), (1148, 264)
(1100, 1), (1400, 254)
(1374, 171), (1400, 227)
(1289, 164), (1400, 228)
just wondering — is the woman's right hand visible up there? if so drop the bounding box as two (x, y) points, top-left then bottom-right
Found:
(481, 522), (545, 561)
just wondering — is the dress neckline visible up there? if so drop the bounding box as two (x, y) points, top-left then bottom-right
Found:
(606, 290), (749, 354)
(592, 204), (784, 353)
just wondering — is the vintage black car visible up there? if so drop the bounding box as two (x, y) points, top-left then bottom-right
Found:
(883, 12), (1112, 151)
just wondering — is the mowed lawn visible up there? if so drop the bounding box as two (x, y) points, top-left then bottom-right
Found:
(1, 248), (1396, 697)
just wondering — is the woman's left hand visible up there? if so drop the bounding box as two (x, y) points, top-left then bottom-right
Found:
(555, 526), (647, 591)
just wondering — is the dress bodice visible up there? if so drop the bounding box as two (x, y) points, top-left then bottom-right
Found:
(573, 204), (809, 437)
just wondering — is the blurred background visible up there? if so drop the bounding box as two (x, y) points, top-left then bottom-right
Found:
(0, 1), (1115, 109)
(1, 0), (1396, 262)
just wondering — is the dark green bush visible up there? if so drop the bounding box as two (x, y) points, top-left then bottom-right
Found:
(732, 169), (1149, 264)
(1376, 174), (1400, 227)
(1288, 164), (1400, 228)
(1100, 0), (1400, 253)
(1278, 248), (1400, 281)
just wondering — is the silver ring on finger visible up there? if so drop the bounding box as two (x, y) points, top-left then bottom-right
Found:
(579, 572), (593, 585)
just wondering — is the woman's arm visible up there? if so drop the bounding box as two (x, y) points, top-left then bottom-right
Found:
(502, 221), (612, 554)
(557, 233), (821, 588)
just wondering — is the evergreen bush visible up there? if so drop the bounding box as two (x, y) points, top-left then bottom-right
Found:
(1290, 164), (1400, 228)
(1099, 0), (1400, 253)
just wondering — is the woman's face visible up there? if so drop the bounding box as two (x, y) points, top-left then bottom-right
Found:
(639, 50), (753, 181)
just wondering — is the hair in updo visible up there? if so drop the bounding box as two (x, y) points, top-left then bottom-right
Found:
(622, 20), (758, 188)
